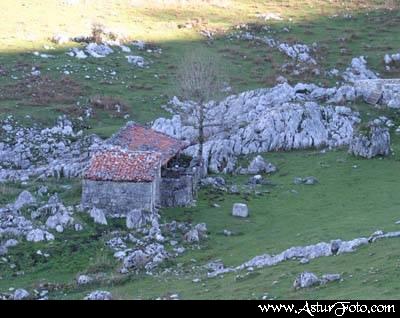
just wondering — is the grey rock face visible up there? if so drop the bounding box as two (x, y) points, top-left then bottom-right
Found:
(349, 125), (390, 158)
(153, 85), (360, 173)
(84, 290), (112, 300)
(89, 208), (107, 225)
(232, 203), (249, 218)
(293, 272), (320, 289)
(14, 191), (36, 210)
(13, 289), (30, 300)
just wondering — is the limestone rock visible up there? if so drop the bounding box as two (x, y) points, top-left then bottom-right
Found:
(232, 203), (249, 218)
(89, 208), (107, 225)
(77, 275), (93, 285)
(349, 124), (390, 158)
(14, 191), (36, 210)
(84, 290), (112, 300)
(184, 229), (200, 243)
(293, 272), (320, 289)
(13, 289), (30, 300)
(246, 155), (277, 174)
(321, 274), (342, 284)
(26, 229), (55, 242)
(153, 86), (360, 173)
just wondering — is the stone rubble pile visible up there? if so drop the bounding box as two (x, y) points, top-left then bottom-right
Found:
(106, 212), (208, 273)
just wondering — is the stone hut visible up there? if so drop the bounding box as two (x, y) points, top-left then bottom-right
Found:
(82, 122), (199, 214)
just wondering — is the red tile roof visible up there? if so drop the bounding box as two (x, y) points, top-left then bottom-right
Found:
(109, 122), (189, 165)
(84, 148), (161, 182)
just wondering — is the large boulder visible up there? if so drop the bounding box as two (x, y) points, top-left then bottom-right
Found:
(349, 124), (390, 158)
(14, 191), (36, 210)
(232, 203), (249, 218)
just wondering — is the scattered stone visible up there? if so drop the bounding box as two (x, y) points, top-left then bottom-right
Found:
(14, 191), (36, 210)
(321, 274), (342, 284)
(13, 289), (30, 300)
(184, 229), (199, 243)
(126, 55), (147, 67)
(89, 208), (107, 225)
(246, 155), (277, 174)
(84, 290), (112, 300)
(26, 229), (55, 242)
(77, 275), (93, 285)
(293, 176), (319, 185)
(200, 176), (226, 189)
(232, 203), (249, 218)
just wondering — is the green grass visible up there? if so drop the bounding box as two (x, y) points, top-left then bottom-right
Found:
(1, 144), (400, 299)
(1, 0), (400, 299)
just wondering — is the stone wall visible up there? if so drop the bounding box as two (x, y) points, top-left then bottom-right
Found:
(160, 175), (195, 207)
(81, 178), (158, 214)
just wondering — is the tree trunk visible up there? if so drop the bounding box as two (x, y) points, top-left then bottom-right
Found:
(197, 103), (205, 176)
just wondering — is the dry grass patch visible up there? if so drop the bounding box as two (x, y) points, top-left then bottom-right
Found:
(0, 75), (84, 106)
(89, 95), (130, 118)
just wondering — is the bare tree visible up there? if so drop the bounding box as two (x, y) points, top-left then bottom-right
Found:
(174, 49), (227, 173)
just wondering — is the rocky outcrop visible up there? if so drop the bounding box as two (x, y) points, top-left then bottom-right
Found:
(349, 124), (391, 158)
(153, 84), (360, 173)
(0, 116), (103, 183)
